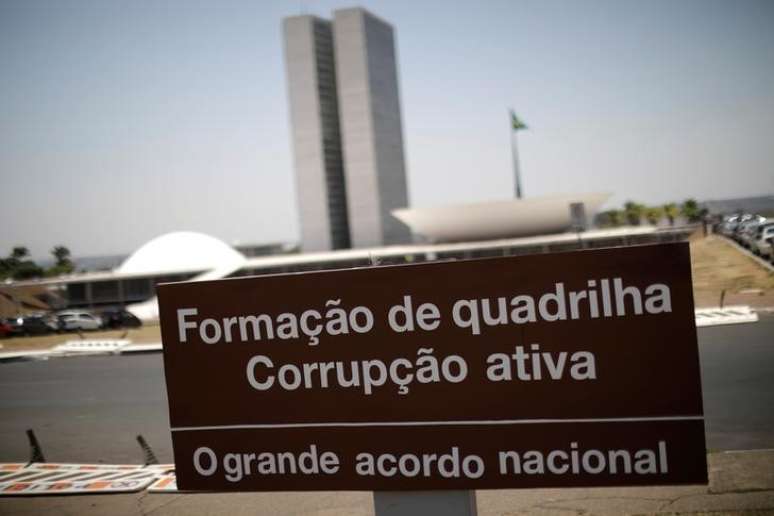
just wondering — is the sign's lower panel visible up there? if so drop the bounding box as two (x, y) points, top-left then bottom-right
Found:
(172, 419), (707, 491)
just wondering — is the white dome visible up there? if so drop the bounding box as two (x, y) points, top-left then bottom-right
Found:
(118, 232), (245, 275)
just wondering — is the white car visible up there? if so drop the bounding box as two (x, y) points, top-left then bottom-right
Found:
(736, 215), (766, 246)
(720, 215), (740, 236)
(752, 223), (774, 256)
(56, 311), (103, 331)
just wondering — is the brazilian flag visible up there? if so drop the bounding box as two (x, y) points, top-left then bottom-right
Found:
(510, 110), (527, 131)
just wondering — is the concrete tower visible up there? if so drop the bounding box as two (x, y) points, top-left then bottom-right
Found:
(283, 7), (410, 251)
(333, 7), (410, 248)
(283, 15), (350, 251)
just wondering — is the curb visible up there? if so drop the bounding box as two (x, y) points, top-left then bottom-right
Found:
(0, 342), (163, 363)
(717, 235), (774, 273)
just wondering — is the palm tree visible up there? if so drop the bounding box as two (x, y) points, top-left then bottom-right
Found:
(52, 246), (72, 267)
(623, 201), (644, 226)
(10, 246), (29, 261)
(47, 245), (74, 276)
(606, 210), (623, 227)
(3, 246), (30, 270)
(1, 246), (43, 280)
(681, 199), (701, 223)
(663, 203), (679, 226)
(645, 206), (663, 226)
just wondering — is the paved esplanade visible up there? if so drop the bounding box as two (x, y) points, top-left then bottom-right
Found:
(0, 316), (773, 464)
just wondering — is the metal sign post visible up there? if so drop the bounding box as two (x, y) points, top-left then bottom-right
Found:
(374, 490), (477, 516)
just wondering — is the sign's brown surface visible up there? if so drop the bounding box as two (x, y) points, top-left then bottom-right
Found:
(158, 243), (707, 491)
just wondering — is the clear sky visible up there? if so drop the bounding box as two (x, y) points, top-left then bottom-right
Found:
(1, 0), (773, 259)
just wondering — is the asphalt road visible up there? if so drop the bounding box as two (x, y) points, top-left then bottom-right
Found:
(0, 315), (772, 464)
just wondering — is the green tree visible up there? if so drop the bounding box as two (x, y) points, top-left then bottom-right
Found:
(12, 261), (44, 280)
(47, 245), (75, 276)
(663, 203), (679, 226)
(0, 258), (10, 279)
(606, 209), (623, 227)
(623, 201), (645, 226)
(3, 246), (29, 271)
(10, 247), (29, 261)
(0, 246), (45, 280)
(52, 246), (72, 267)
(645, 206), (663, 226)
(681, 198), (701, 223)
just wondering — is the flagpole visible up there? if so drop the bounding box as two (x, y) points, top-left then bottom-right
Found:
(510, 121), (523, 199)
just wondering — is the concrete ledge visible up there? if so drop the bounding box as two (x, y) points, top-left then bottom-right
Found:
(0, 340), (163, 362)
(121, 342), (163, 353)
(0, 350), (53, 362)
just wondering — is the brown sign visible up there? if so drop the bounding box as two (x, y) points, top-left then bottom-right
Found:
(158, 243), (707, 491)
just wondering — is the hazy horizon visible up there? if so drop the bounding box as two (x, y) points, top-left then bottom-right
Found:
(2, 0), (773, 260)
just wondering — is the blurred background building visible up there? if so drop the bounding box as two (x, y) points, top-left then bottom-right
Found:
(1, 6), (700, 321)
(284, 7), (410, 252)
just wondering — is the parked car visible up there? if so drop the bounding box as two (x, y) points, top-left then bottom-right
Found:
(0, 319), (13, 338)
(719, 215), (740, 236)
(735, 216), (766, 245)
(740, 219), (767, 248)
(55, 311), (103, 331)
(761, 236), (774, 261)
(43, 314), (60, 332)
(752, 222), (774, 256)
(6, 316), (54, 336)
(100, 308), (142, 329)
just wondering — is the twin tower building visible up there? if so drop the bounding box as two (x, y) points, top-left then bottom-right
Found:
(283, 8), (410, 251)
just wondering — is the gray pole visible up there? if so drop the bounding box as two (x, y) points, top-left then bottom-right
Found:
(510, 128), (522, 199)
(374, 490), (477, 516)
